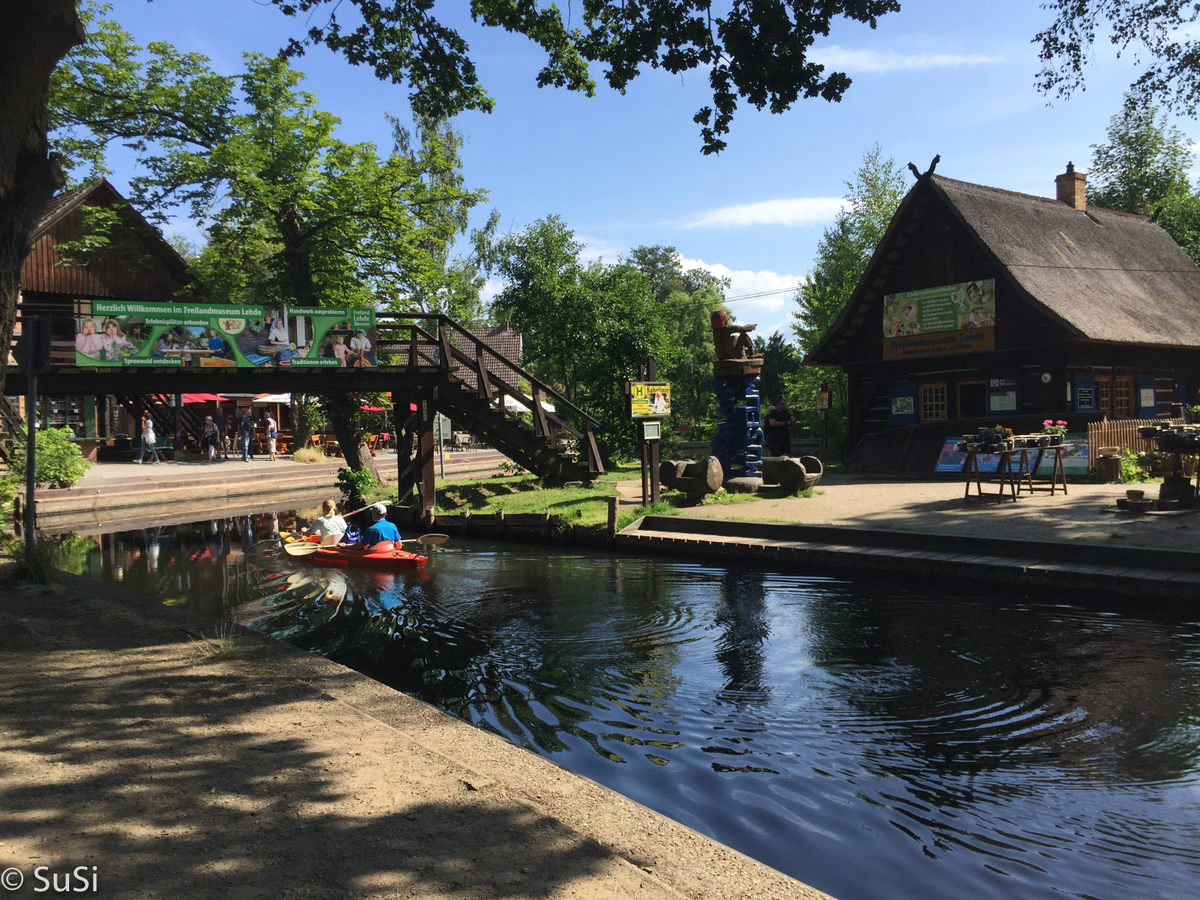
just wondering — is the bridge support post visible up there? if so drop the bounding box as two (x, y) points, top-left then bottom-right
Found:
(417, 389), (436, 518)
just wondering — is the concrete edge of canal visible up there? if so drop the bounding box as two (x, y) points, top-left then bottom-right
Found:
(4, 568), (834, 900)
(616, 515), (1200, 599)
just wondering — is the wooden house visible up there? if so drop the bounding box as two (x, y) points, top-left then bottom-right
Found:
(14, 179), (192, 439)
(805, 164), (1200, 471)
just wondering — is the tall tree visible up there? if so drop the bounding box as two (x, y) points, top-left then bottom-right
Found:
(1087, 96), (1200, 264)
(1037, 1), (1200, 113)
(0, 2), (84, 396)
(627, 246), (730, 434)
(51, 18), (487, 469)
(1, 0), (908, 401)
(792, 145), (907, 452)
(491, 217), (675, 461)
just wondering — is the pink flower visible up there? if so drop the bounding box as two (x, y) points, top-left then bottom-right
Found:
(1056, 420), (1068, 426)
(1043, 419), (1053, 427)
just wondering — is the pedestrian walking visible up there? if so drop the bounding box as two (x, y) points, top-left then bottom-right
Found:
(213, 406), (228, 459)
(238, 407), (254, 462)
(202, 415), (219, 462)
(265, 412), (278, 461)
(137, 411), (160, 464)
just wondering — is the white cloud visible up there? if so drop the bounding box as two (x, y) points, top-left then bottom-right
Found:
(682, 197), (844, 229)
(576, 234), (628, 264)
(479, 277), (504, 305)
(809, 45), (1004, 73)
(679, 256), (801, 336)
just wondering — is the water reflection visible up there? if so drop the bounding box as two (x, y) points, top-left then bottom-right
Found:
(79, 517), (1200, 900)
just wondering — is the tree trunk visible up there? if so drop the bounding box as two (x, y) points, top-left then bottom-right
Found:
(0, 1), (84, 396)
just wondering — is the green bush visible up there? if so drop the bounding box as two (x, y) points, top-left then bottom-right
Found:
(5, 428), (92, 489)
(2, 533), (96, 583)
(1120, 449), (1152, 483)
(335, 466), (376, 504)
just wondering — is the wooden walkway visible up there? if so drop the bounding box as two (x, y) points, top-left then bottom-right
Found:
(616, 515), (1200, 600)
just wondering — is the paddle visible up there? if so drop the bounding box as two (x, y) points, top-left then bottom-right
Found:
(283, 533), (449, 557)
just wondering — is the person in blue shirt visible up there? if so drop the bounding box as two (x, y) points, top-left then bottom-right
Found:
(362, 504), (401, 548)
(207, 329), (226, 359)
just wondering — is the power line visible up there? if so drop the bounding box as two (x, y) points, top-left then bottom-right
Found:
(723, 285), (802, 303)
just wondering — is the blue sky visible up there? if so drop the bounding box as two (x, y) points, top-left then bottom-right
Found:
(99, 0), (1190, 335)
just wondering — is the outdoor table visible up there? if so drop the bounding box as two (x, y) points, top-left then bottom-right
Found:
(1017, 445), (1068, 496)
(962, 450), (1021, 502)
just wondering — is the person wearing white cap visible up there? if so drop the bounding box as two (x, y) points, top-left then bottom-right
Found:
(362, 503), (401, 549)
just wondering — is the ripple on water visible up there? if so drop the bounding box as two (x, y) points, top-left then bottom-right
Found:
(89, 532), (1200, 900)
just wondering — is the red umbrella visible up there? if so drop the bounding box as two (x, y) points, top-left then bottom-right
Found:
(182, 393), (229, 404)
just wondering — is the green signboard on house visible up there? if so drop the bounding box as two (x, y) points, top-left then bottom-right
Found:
(882, 279), (996, 360)
(74, 301), (377, 369)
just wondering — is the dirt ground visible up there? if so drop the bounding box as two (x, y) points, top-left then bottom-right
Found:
(0, 573), (830, 900)
(619, 473), (1200, 552)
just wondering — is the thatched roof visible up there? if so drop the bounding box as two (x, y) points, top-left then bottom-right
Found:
(934, 175), (1200, 345)
(807, 172), (1200, 363)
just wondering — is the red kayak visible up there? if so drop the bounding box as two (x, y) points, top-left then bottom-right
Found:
(282, 533), (427, 570)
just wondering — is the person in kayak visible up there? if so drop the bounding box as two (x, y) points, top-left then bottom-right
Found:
(303, 499), (347, 541)
(362, 503), (401, 549)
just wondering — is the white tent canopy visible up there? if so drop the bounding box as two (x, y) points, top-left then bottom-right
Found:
(503, 394), (555, 414)
(253, 393), (291, 404)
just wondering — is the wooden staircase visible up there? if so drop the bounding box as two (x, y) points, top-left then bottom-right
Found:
(111, 393), (205, 449)
(376, 314), (604, 485)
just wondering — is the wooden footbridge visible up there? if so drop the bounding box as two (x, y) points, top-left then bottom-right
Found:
(4, 312), (604, 514)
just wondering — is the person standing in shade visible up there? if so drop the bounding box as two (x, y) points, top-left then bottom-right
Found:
(238, 407), (254, 462)
(138, 411), (160, 464)
(362, 503), (401, 549)
(765, 398), (796, 457)
(265, 412), (278, 461)
(212, 406), (228, 459)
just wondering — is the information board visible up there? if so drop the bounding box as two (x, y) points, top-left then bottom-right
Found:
(74, 301), (377, 369)
(883, 279), (995, 361)
(630, 382), (671, 418)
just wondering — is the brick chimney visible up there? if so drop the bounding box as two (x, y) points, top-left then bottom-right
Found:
(1055, 162), (1086, 210)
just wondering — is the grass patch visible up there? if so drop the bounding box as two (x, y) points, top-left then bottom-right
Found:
(189, 622), (239, 659)
(292, 446), (327, 464)
(429, 474), (618, 527)
(617, 500), (678, 531)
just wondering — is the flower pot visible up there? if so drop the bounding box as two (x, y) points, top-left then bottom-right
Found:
(1037, 437), (1050, 447)
(1049, 435), (1063, 446)
(1126, 489), (1145, 500)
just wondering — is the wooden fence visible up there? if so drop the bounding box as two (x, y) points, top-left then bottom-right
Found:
(1086, 418), (1184, 471)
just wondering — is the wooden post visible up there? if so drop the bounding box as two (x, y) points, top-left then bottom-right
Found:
(417, 391), (436, 517)
(649, 438), (661, 504)
(607, 494), (618, 539)
(641, 442), (649, 507)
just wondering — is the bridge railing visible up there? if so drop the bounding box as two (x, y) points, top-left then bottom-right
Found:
(376, 313), (603, 476)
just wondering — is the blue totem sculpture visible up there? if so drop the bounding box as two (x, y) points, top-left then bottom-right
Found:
(708, 311), (764, 481)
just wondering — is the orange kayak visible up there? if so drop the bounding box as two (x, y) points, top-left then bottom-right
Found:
(282, 533), (427, 570)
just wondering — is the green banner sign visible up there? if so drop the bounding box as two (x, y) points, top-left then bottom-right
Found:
(882, 279), (995, 360)
(75, 301), (378, 369)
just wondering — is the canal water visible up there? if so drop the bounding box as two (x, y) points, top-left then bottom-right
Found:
(78, 512), (1200, 900)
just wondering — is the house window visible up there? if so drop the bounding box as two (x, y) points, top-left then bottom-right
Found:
(920, 383), (948, 422)
(1114, 377), (1134, 418)
(1096, 377), (1112, 415)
